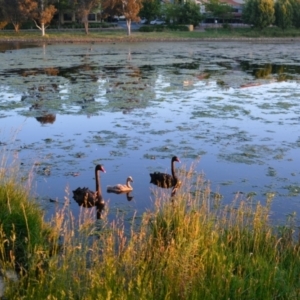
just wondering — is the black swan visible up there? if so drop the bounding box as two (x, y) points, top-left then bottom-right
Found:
(107, 176), (134, 193)
(72, 164), (106, 219)
(150, 156), (181, 195)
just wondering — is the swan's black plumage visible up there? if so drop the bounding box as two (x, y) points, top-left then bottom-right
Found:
(150, 156), (181, 194)
(72, 164), (106, 219)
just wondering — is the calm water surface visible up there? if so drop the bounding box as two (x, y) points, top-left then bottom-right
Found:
(0, 41), (300, 225)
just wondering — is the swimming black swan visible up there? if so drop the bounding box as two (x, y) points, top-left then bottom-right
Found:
(107, 176), (134, 193)
(72, 164), (106, 219)
(150, 156), (181, 195)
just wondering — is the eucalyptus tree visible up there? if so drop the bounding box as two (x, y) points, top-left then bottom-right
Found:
(274, 0), (293, 30)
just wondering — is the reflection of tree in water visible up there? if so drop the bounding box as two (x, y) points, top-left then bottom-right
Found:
(240, 62), (300, 81)
(20, 80), (59, 123)
(102, 63), (157, 113)
(254, 64), (273, 79)
(36, 114), (56, 124)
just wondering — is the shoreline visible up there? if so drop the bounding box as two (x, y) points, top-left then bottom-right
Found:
(1, 37), (300, 44)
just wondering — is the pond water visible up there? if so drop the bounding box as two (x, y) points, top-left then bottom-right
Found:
(0, 41), (300, 225)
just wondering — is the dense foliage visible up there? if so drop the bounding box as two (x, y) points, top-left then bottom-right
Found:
(243, 0), (275, 29)
(290, 0), (300, 28)
(274, 0), (293, 30)
(139, 0), (161, 23)
(205, 0), (232, 23)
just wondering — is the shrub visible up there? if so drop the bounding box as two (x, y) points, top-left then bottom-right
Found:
(165, 24), (189, 31)
(139, 26), (156, 32)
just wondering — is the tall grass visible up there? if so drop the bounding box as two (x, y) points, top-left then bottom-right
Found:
(0, 163), (55, 273)
(1, 163), (300, 299)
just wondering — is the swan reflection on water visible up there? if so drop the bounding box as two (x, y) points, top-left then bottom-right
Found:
(107, 190), (134, 201)
(72, 164), (106, 219)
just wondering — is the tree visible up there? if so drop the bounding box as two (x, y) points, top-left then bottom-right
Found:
(121, 0), (143, 35)
(30, 0), (57, 36)
(205, 0), (232, 23)
(72, 0), (101, 34)
(139, 0), (160, 22)
(0, 0), (36, 32)
(290, 0), (300, 28)
(0, 1), (8, 29)
(101, 0), (122, 21)
(242, 0), (274, 30)
(242, 0), (254, 24)
(274, 0), (293, 30)
(178, 1), (203, 26)
(102, 0), (143, 35)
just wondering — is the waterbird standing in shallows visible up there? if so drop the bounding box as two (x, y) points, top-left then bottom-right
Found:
(150, 156), (181, 195)
(72, 164), (106, 219)
(107, 176), (134, 193)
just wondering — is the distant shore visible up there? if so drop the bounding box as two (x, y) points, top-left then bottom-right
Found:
(1, 27), (300, 44)
(2, 37), (300, 44)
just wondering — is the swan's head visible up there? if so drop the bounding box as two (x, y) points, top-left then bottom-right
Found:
(96, 164), (106, 173)
(127, 176), (133, 183)
(172, 156), (180, 163)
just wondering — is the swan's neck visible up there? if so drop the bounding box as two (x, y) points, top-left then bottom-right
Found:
(171, 160), (177, 179)
(126, 180), (132, 188)
(95, 167), (102, 200)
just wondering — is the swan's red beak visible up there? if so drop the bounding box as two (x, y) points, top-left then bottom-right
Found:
(101, 166), (106, 173)
(177, 158), (181, 163)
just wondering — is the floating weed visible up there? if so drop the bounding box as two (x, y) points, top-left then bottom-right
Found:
(36, 164), (51, 176)
(73, 152), (85, 159)
(148, 129), (172, 135)
(275, 101), (297, 110)
(149, 145), (174, 153)
(267, 167), (277, 177)
(43, 138), (53, 143)
(273, 153), (284, 160)
(264, 191), (277, 199)
(219, 152), (260, 165)
(221, 181), (234, 186)
(143, 154), (156, 160)
(284, 185), (300, 196)
(191, 110), (216, 118)
(246, 191), (257, 198)
(109, 150), (125, 157)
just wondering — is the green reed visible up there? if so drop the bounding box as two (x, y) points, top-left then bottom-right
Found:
(2, 162), (300, 299)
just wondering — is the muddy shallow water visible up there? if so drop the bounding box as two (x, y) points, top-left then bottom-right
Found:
(0, 41), (300, 225)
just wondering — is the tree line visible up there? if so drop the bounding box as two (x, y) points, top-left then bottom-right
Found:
(243, 0), (300, 30)
(0, 0), (300, 36)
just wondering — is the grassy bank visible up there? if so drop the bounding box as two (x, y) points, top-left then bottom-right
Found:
(1, 26), (300, 43)
(1, 161), (300, 299)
